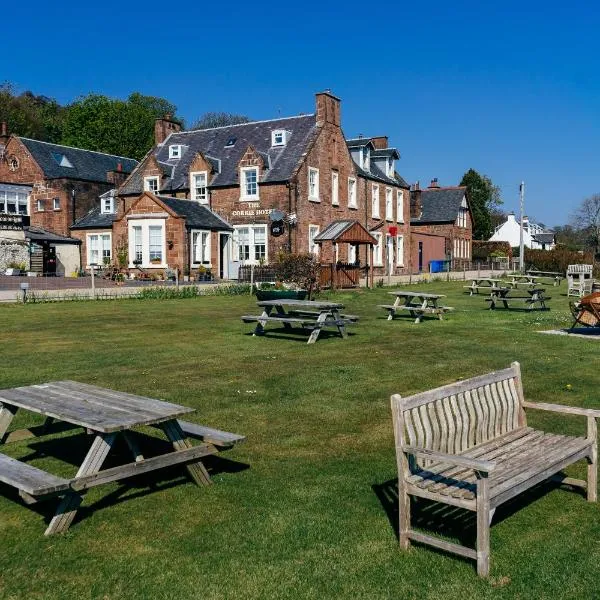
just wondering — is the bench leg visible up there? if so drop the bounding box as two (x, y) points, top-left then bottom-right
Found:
(588, 417), (598, 502)
(398, 484), (411, 550)
(0, 403), (18, 444)
(45, 432), (117, 535)
(476, 474), (491, 577)
(161, 420), (212, 486)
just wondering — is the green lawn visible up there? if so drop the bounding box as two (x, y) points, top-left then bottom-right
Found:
(0, 282), (599, 599)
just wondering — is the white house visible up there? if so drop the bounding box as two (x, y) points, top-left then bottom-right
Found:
(489, 213), (555, 250)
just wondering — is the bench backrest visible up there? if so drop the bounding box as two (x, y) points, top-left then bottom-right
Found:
(391, 362), (526, 466)
(567, 264), (592, 275)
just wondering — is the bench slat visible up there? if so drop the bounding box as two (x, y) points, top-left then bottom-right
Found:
(177, 421), (246, 447)
(0, 454), (70, 496)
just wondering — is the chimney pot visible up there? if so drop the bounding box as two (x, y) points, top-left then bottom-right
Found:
(1, 121), (7, 137)
(117, 162), (122, 172)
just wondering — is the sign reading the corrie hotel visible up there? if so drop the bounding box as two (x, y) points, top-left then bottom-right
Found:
(231, 203), (272, 218)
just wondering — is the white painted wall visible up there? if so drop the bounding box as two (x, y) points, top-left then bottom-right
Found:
(54, 244), (80, 276)
(489, 213), (555, 249)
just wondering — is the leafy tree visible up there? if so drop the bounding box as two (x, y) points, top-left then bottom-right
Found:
(571, 193), (600, 257)
(61, 93), (181, 160)
(0, 82), (64, 142)
(191, 112), (251, 130)
(460, 169), (503, 240)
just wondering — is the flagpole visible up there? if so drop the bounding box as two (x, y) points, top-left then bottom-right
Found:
(519, 181), (525, 273)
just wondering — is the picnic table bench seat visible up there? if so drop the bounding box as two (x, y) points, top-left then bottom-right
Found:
(287, 309), (360, 322)
(0, 453), (70, 497)
(176, 421), (246, 448)
(241, 315), (318, 327)
(391, 361), (599, 577)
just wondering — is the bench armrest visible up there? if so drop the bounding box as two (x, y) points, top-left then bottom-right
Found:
(402, 446), (495, 473)
(522, 401), (600, 419)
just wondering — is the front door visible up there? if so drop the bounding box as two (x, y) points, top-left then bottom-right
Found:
(418, 242), (423, 273)
(219, 233), (235, 279)
(387, 235), (394, 275)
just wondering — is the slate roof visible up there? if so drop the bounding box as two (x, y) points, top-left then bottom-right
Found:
(346, 138), (374, 148)
(25, 226), (80, 244)
(155, 196), (232, 230)
(372, 148), (400, 159)
(355, 163), (410, 189)
(120, 115), (319, 195)
(71, 206), (118, 230)
(532, 232), (555, 244)
(19, 138), (138, 183)
(411, 187), (467, 224)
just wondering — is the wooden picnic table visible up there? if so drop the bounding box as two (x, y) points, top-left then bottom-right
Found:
(379, 290), (454, 323)
(526, 270), (564, 286)
(241, 299), (358, 344)
(464, 277), (504, 296)
(0, 381), (244, 535)
(509, 274), (541, 288)
(486, 286), (550, 310)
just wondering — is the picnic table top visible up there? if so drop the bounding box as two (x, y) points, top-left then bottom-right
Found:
(256, 299), (344, 309)
(471, 278), (503, 282)
(388, 290), (446, 299)
(526, 270), (563, 277)
(0, 381), (194, 433)
(490, 286), (545, 294)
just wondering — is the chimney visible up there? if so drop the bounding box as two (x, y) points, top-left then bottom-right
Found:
(154, 113), (182, 145)
(106, 166), (129, 187)
(410, 181), (422, 220)
(315, 90), (341, 127)
(428, 178), (440, 189)
(370, 136), (388, 150)
(0, 121), (8, 145)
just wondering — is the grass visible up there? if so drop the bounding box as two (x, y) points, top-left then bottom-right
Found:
(0, 281), (599, 599)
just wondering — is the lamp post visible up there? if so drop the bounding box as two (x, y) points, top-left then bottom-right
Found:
(519, 182), (525, 273)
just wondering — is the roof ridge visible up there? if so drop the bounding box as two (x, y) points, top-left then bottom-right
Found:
(173, 113), (316, 135)
(18, 137), (138, 162)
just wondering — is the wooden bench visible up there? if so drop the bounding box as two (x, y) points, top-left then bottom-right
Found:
(177, 421), (246, 448)
(379, 304), (454, 323)
(287, 310), (360, 322)
(391, 361), (599, 577)
(0, 453), (70, 497)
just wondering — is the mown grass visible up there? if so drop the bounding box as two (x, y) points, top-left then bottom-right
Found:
(0, 281), (599, 599)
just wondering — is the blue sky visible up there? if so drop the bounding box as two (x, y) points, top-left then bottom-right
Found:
(5, 0), (599, 226)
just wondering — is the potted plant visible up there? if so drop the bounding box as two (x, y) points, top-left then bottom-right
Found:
(254, 252), (320, 300)
(150, 257), (162, 266)
(183, 266), (190, 282)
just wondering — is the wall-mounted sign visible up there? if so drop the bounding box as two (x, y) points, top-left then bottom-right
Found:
(231, 209), (272, 217)
(270, 220), (285, 237)
(269, 209), (285, 222)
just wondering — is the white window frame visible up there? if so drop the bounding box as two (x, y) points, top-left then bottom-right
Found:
(190, 171), (208, 204)
(396, 190), (404, 223)
(191, 229), (211, 265)
(271, 130), (286, 146)
(53, 197), (60, 211)
(36, 199), (44, 212)
(144, 176), (159, 193)
(308, 224), (320, 256)
(233, 224), (268, 265)
(240, 166), (259, 201)
(348, 244), (357, 264)
(101, 196), (114, 214)
(127, 218), (167, 268)
(388, 158), (395, 177)
(169, 145), (182, 159)
(371, 184), (380, 218)
(372, 232), (383, 266)
(308, 167), (320, 202)
(348, 177), (357, 209)
(0, 191), (28, 215)
(385, 188), (393, 221)
(331, 171), (339, 206)
(396, 234), (404, 267)
(86, 232), (112, 268)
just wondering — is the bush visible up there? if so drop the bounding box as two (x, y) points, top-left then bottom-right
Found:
(472, 241), (512, 260)
(274, 252), (320, 299)
(524, 248), (594, 274)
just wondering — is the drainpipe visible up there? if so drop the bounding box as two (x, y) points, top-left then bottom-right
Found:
(286, 182), (293, 253)
(71, 188), (76, 228)
(294, 180), (300, 253)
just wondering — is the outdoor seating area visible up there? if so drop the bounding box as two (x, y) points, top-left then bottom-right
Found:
(379, 290), (454, 323)
(485, 286), (550, 310)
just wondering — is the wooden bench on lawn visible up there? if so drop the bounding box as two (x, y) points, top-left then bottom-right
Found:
(391, 361), (599, 577)
(379, 304), (454, 323)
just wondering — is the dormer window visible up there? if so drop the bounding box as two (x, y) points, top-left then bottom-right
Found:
(225, 137), (237, 148)
(144, 176), (159, 193)
(271, 130), (287, 147)
(387, 158), (394, 177)
(169, 145), (182, 159)
(362, 147), (370, 170)
(101, 195), (115, 214)
(51, 152), (73, 168)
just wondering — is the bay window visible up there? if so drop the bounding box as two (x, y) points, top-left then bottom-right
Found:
(128, 219), (166, 267)
(233, 225), (267, 264)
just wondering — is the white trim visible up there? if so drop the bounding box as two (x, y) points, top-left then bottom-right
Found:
(233, 224), (268, 265)
(396, 234), (404, 267)
(396, 190), (404, 223)
(168, 144), (182, 159)
(53, 197), (61, 211)
(308, 167), (320, 202)
(126, 213), (169, 220)
(348, 177), (357, 209)
(190, 170), (208, 204)
(385, 187), (393, 221)
(86, 232), (112, 268)
(331, 171), (339, 206)
(36, 199), (44, 212)
(308, 224), (320, 256)
(371, 184), (380, 218)
(144, 176), (159, 193)
(240, 166), (259, 201)
(128, 218), (167, 268)
(372, 232), (383, 266)
(190, 229), (211, 266)
(101, 195), (115, 214)
(271, 130), (287, 146)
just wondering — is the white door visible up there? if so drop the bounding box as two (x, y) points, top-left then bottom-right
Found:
(387, 235), (394, 274)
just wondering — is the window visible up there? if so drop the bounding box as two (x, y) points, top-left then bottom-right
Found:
(101, 195), (114, 214)
(348, 177), (357, 208)
(271, 130), (286, 146)
(128, 220), (165, 267)
(0, 191), (28, 215)
(225, 137), (236, 147)
(233, 225), (267, 264)
(169, 145), (182, 159)
(192, 230), (211, 264)
(372, 232), (383, 265)
(87, 233), (111, 266)
(457, 197), (468, 228)
(144, 176), (159, 193)
(362, 147), (370, 170)
(388, 158), (395, 177)
(385, 188), (393, 221)
(348, 244), (357, 264)
(36, 199), (45, 212)
(190, 171), (208, 203)
(308, 225), (320, 256)
(53, 197), (60, 211)
(396, 235), (404, 266)
(371, 184), (380, 218)
(331, 171), (339, 206)
(51, 153), (73, 168)
(240, 167), (259, 200)
(308, 167), (320, 201)
(396, 190), (404, 223)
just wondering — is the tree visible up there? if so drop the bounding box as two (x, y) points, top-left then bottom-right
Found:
(460, 169), (503, 240)
(572, 193), (600, 258)
(0, 82), (64, 142)
(61, 93), (181, 160)
(191, 112), (251, 130)
(553, 224), (585, 251)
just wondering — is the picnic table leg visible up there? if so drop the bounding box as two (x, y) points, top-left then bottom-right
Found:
(274, 304), (293, 330)
(0, 403), (18, 444)
(331, 309), (348, 340)
(413, 297), (428, 324)
(388, 297), (401, 320)
(254, 306), (273, 336)
(45, 432), (117, 536)
(160, 420), (212, 486)
(307, 312), (329, 344)
(123, 431), (144, 462)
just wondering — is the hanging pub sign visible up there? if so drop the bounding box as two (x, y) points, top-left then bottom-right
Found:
(388, 225), (398, 236)
(270, 220), (285, 237)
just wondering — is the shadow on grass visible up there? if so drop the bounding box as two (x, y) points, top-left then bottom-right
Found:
(243, 327), (356, 343)
(373, 475), (587, 560)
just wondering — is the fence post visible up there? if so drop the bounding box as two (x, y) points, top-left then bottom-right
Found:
(250, 264), (254, 295)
